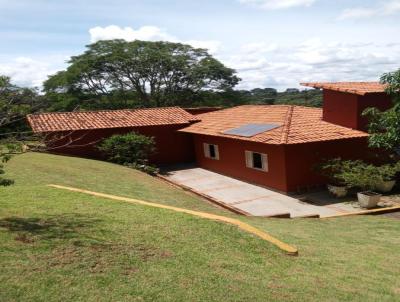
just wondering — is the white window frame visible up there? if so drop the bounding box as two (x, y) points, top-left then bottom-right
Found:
(245, 151), (268, 172)
(203, 143), (219, 160)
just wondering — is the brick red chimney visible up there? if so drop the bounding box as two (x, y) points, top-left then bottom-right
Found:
(301, 82), (393, 131)
(322, 89), (392, 131)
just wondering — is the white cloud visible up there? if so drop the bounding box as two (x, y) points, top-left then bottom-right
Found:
(184, 40), (222, 55)
(0, 57), (62, 88)
(3, 40), (400, 91)
(3, 27), (399, 92)
(338, 8), (376, 20)
(339, 0), (400, 19)
(224, 39), (400, 90)
(89, 25), (221, 54)
(89, 25), (175, 43)
(238, 0), (316, 10)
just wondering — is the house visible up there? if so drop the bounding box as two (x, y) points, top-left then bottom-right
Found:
(27, 107), (199, 164)
(27, 82), (392, 193)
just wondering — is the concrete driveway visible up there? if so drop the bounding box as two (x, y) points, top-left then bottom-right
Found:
(161, 166), (354, 218)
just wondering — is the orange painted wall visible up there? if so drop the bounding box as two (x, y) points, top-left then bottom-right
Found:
(193, 134), (288, 192)
(283, 138), (369, 192)
(323, 90), (392, 131)
(45, 124), (195, 165)
(323, 90), (359, 129)
(193, 134), (372, 193)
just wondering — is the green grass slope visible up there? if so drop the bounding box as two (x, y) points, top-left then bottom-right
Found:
(0, 152), (399, 301)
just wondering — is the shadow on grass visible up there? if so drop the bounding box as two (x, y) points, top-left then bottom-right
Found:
(0, 215), (173, 274)
(0, 214), (101, 242)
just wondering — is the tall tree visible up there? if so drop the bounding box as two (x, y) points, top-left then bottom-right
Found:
(0, 76), (43, 133)
(0, 75), (43, 186)
(44, 40), (240, 109)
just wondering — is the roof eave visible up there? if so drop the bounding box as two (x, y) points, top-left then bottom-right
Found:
(300, 82), (386, 96)
(179, 129), (369, 145)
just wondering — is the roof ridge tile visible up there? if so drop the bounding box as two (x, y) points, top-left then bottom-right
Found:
(280, 105), (294, 144)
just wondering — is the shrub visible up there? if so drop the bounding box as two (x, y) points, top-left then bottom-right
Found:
(338, 162), (380, 191)
(317, 158), (363, 186)
(0, 141), (23, 186)
(98, 132), (157, 172)
(336, 161), (400, 191)
(376, 163), (400, 181)
(317, 158), (400, 191)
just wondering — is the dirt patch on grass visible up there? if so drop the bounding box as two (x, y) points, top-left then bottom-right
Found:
(14, 233), (35, 244)
(43, 242), (173, 274)
(1, 215), (173, 276)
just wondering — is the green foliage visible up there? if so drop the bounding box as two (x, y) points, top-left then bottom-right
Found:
(317, 158), (363, 186)
(321, 158), (400, 191)
(43, 40), (323, 111)
(274, 88), (322, 107)
(363, 68), (400, 152)
(0, 155), (14, 186)
(98, 132), (157, 173)
(338, 162), (382, 191)
(317, 158), (343, 185)
(376, 162), (400, 181)
(363, 105), (400, 151)
(380, 68), (400, 103)
(187, 87), (322, 108)
(0, 75), (45, 135)
(0, 141), (23, 186)
(0, 75), (37, 186)
(44, 40), (240, 109)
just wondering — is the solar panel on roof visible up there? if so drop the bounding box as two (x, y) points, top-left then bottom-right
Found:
(223, 123), (281, 137)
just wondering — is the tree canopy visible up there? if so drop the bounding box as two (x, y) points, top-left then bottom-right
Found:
(363, 68), (400, 153)
(0, 75), (41, 185)
(44, 40), (240, 109)
(0, 76), (43, 133)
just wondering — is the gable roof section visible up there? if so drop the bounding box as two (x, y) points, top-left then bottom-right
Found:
(301, 82), (387, 95)
(180, 105), (368, 145)
(28, 107), (199, 133)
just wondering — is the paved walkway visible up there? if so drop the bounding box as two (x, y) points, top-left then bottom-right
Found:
(162, 167), (356, 218)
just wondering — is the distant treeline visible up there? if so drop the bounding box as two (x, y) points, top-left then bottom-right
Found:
(189, 88), (322, 109)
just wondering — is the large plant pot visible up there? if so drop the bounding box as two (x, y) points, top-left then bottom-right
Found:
(375, 180), (396, 193)
(327, 184), (348, 198)
(357, 191), (381, 209)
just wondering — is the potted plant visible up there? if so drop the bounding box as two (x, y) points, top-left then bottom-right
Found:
(375, 163), (399, 193)
(317, 158), (348, 197)
(339, 162), (382, 209)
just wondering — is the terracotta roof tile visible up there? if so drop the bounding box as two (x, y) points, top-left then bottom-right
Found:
(27, 107), (199, 133)
(301, 82), (387, 95)
(180, 105), (368, 145)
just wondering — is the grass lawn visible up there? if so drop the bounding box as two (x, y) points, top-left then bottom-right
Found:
(1, 152), (399, 301)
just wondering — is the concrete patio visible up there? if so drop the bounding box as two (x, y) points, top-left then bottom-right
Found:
(161, 166), (362, 218)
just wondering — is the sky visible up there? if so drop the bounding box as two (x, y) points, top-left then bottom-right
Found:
(0, 0), (399, 91)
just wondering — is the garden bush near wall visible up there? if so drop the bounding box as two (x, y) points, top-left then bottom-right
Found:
(320, 158), (400, 192)
(317, 159), (364, 186)
(97, 132), (159, 175)
(338, 162), (381, 192)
